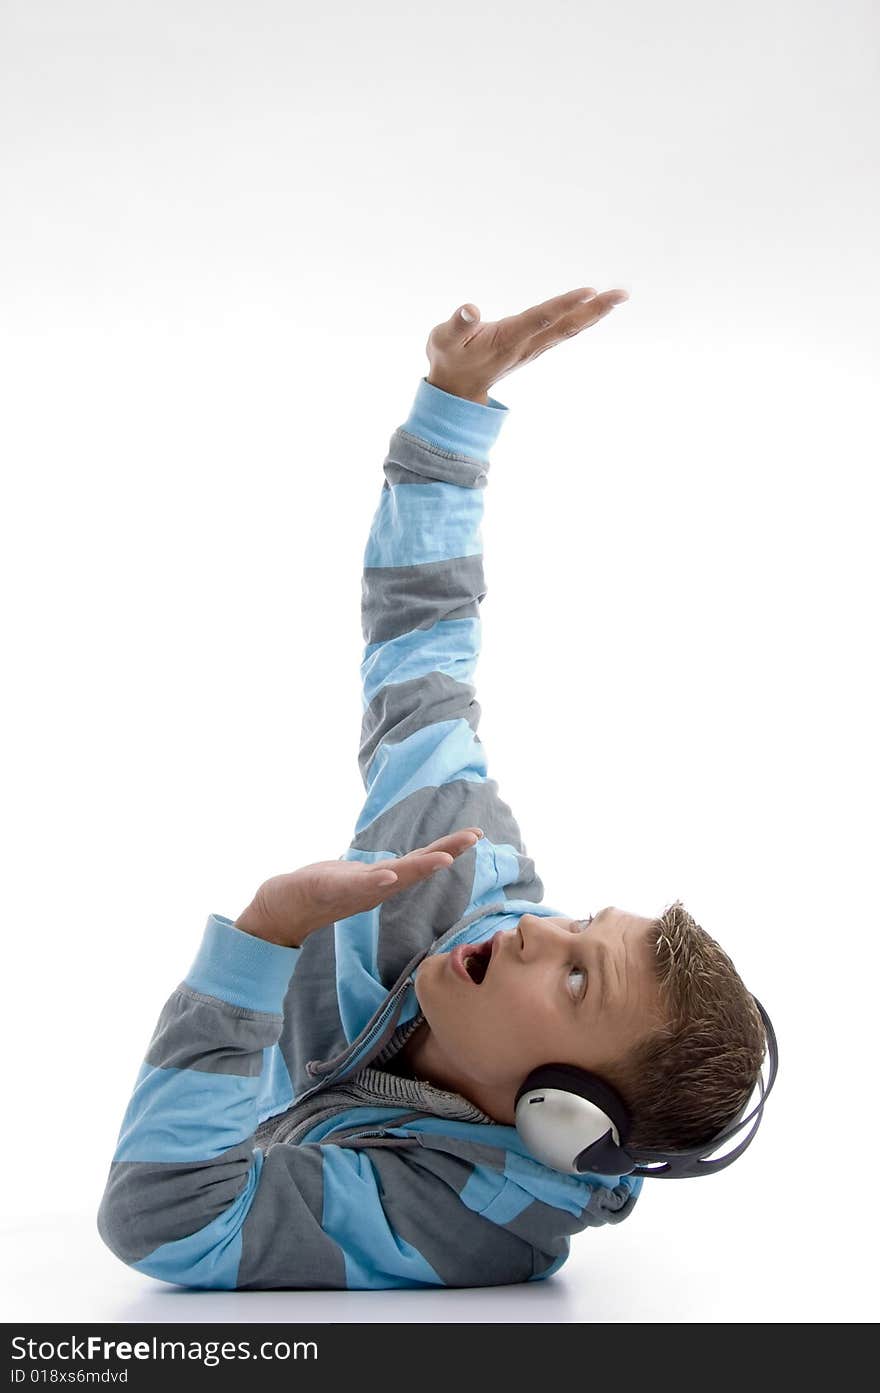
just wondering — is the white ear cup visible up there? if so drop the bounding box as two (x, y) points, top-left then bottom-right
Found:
(515, 1087), (620, 1175)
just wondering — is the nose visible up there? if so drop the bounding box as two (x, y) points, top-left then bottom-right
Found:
(518, 914), (572, 958)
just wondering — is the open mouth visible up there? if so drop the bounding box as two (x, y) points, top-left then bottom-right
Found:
(463, 940), (493, 985)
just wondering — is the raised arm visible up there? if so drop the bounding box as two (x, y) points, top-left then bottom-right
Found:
(349, 381), (540, 976)
(346, 288), (631, 976)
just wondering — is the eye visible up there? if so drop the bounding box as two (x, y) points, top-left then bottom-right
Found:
(567, 966), (588, 1001)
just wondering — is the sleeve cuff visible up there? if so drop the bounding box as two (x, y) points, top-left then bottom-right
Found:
(185, 913), (301, 1014)
(400, 377), (510, 462)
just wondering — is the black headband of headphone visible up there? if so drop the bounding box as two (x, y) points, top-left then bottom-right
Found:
(626, 996), (778, 1178)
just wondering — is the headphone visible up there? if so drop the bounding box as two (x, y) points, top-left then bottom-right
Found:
(514, 996), (778, 1178)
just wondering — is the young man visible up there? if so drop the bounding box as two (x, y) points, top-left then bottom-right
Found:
(97, 286), (767, 1290)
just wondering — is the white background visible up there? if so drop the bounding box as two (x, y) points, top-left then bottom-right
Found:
(2, 0), (877, 1325)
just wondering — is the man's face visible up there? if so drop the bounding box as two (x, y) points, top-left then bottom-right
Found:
(413, 908), (664, 1099)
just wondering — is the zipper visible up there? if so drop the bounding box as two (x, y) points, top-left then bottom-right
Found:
(327, 1111), (427, 1143)
(303, 977), (412, 1084)
(335, 1133), (419, 1149)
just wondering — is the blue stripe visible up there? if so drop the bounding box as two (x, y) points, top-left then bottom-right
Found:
(396, 988), (422, 1027)
(481, 1183), (538, 1226)
(361, 715), (485, 797)
(459, 1166), (533, 1225)
(504, 1151), (639, 1216)
(360, 618), (481, 709)
(491, 840), (534, 888)
(331, 887), (394, 1043)
(113, 1061), (259, 1163)
(458, 1165), (502, 1211)
(186, 914), (299, 1014)
(132, 1150), (263, 1289)
(364, 481), (483, 569)
(468, 837), (506, 905)
(621, 1174), (643, 1202)
(355, 717), (487, 834)
(255, 1043), (295, 1124)
(401, 377), (509, 461)
(390, 1117), (518, 1151)
(321, 1147), (444, 1289)
(298, 1106), (421, 1146)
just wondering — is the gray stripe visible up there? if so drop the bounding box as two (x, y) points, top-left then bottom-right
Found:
(359, 672), (483, 782)
(347, 780), (544, 984)
(367, 1146), (534, 1287)
(96, 1141), (254, 1265)
(236, 1144), (346, 1290)
(374, 841), (478, 986)
(144, 987), (268, 1077)
(506, 852), (545, 903)
(349, 775), (539, 869)
(502, 1197), (581, 1257)
(361, 553), (485, 646)
(413, 1132), (508, 1173)
(276, 927), (346, 1097)
(387, 428), (490, 489)
(587, 1182), (642, 1224)
(502, 1183), (639, 1257)
(412, 1134), (626, 1277)
(532, 1244), (569, 1279)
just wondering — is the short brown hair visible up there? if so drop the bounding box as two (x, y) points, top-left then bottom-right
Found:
(606, 900), (766, 1153)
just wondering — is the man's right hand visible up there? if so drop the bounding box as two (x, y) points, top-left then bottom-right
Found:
(424, 284), (630, 405)
(234, 828), (484, 948)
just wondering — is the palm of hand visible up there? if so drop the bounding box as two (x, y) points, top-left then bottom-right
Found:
(246, 828), (484, 947)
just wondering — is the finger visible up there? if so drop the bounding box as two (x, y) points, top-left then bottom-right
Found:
(374, 843), (468, 891)
(422, 828), (484, 852)
(372, 870), (399, 886)
(368, 828), (484, 894)
(408, 829), (484, 858)
(504, 287), (598, 343)
(406, 846), (468, 886)
(520, 289), (630, 362)
(367, 854), (450, 897)
(400, 850), (455, 875)
(437, 303), (482, 343)
(514, 287), (628, 344)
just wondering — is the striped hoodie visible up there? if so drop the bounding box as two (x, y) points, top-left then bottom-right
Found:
(96, 377), (643, 1290)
